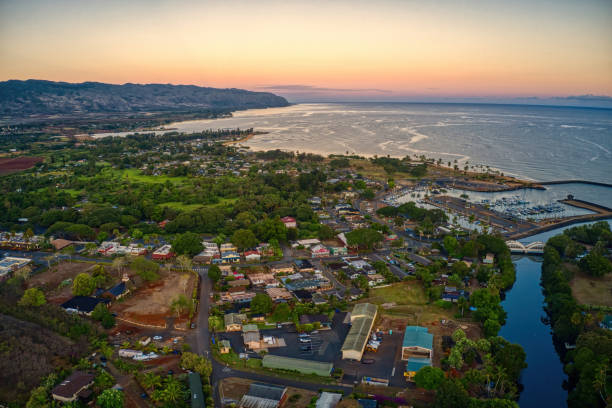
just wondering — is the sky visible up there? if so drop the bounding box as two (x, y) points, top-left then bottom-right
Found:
(1, 0), (611, 102)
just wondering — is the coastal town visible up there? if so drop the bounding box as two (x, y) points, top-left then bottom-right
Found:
(0, 126), (610, 408)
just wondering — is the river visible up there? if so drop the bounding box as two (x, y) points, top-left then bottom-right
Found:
(500, 220), (612, 408)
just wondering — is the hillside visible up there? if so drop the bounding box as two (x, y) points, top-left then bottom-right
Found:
(0, 79), (289, 119)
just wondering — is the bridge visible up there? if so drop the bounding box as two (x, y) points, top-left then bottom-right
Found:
(506, 240), (545, 254)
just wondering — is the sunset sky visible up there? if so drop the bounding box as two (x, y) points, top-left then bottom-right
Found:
(1, 0), (611, 101)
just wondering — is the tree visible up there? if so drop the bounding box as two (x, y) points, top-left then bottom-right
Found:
(172, 232), (203, 256)
(443, 236), (459, 257)
(231, 229), (258, 251)
(176, 255), (192, 273)
(414, 366), (445, 390)
(131, 256), (160, 281)
(97, 389), (124, 408)
(112, 256), (127, 277)
(170, 294), (192, 317)
(142, 372), (162, 390)
(72, 273), (95, 296)
(251, 293), (273, 315)
(91, 303), (115, 328)
(208, 265), (221, 283)
(19, 288), (46, 307)
(272, 303), (292, 322)
(158, 377), (185, 404)
(434, 379), (470, 408)
(345, 228), (383, 249)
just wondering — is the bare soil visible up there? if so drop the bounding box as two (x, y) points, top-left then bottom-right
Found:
(111, 270), (196, 327)
(0, 156), (43, 174)
(27, 261), (98, 304)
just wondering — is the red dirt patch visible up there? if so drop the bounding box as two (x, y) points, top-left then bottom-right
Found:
(111, 270), (196, 327)
(27, 261), (98, 304)
(0, 156), (43, 174)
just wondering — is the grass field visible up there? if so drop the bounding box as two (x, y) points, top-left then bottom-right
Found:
(348, 158), (419, 181)
(107, 168), (189, 184)
(160, 197), (237, 211)
(366, 281), (455, 324)
(570, 267), (612, 307)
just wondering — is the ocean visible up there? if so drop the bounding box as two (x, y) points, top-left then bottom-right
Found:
(95, 102), (612, 184)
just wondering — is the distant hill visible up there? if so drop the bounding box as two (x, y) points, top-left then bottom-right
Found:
(0, 79), (289, 119)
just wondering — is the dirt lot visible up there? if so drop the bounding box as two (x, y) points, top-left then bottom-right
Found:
(27, 261), (98, 304)
(0, 156), (43, 174)
(570, 267), (612, 307)
(220, 377), (317, 408)
(111, 270), (196, 327)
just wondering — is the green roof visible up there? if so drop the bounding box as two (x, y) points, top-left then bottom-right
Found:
(188, 372), (205, 408)
(341, 303), (377, 359)
(402, 326), (433, 350)
(262, 354), (333, 376)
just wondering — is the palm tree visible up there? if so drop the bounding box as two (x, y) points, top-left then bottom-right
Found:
(142, 373), (162, 391)
(457, 296), (468, 318)
(161, 378), (184, 404)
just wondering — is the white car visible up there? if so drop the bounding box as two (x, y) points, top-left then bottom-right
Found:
(153, 336), (162, 341)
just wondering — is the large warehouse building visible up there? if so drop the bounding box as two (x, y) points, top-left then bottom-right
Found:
(341, 302), (378, 360)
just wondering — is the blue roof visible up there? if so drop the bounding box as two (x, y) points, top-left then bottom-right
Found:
(357, 399), (377, 408)
(107, 282), (126, 297)
(406, 357), (432, 372)
(402, 326), (433, 350)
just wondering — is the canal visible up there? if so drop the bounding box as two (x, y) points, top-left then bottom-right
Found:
(499, 220), (612, 408)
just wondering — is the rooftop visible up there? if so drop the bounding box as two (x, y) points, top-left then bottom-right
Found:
(402, 326), (433, 350)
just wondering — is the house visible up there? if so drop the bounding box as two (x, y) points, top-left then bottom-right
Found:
(228, 279), (250, 288)
(194, 242), (220, 263)
(402, 326), (433, 380)
(220, 243), (238, 253)
(0, 256), (31, 281)
(61, 296), (109, 316)
(239, 382), (288, 408)
(281, 216), (297, 229)
(152, 244), (174, 260)
(329, 246), (348, 256)
(299, 314), (332, 329)
(242, 324), (261, 349)
(266, 287), (293, 302)
(316, 392), (343, 408)
(244, 250), (261, 262)
(269, 263), (294, 275)
(248, 273), (279, 288)
(51, 371), (95, 403)
(295, 238), (321, 248)
(292, 289), (313, 302)
(98, 282), (128, 300)
(294, 259), (315, 272)
(224, 313), (247, 331)
(222, 251), (241, 264)
(219, 340), (231, 354)
(311, 244), (330, 258)
(483, 253), (495, 264)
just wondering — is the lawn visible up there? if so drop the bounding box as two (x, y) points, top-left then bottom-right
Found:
(367, 281), (428, 306)
(569, 267), (612, 307)
(159, 197), (237, 211)
(348, 158), (418, 181)
(106, 168), (189, 184)
(365, 281), (455, 324)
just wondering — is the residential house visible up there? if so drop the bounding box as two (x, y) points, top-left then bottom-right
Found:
(222, 251), (241, 264)
(242, 324), (261, 349)
(224, 313), (247, 331)
(220, 243), (238, 254)
(269, 263), (294, 275)
(219, 340), (231, 354)
(483, 253), (495, 264)
(244, 250), (261, 262)
(294, 259), (315, 272)
(238, 382), (288, 408)
(248, 273), (279, 288)
(311, 244), (330, 258)
(266, 287), (293, 302)
(281, 216), (297, 229)
(51, 371), (95, 403)
(61, 296), (109, 316)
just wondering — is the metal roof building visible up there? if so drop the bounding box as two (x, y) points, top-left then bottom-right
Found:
(341, 303), (378, 360)
(401, 326), (433, 360)
(239, 382), (287, 408)
(262, 354), (334, 376)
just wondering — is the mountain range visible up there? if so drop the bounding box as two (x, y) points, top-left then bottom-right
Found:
(0, 80), (289, 120)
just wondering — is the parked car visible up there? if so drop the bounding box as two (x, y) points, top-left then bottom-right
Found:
(191, 323), (196, 329)
(299, 338), (312, 343)
(361, 358), (375, 364)
(153, 335), (162, 341)
(300, 345), (312, 351)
